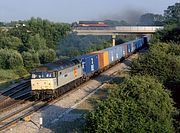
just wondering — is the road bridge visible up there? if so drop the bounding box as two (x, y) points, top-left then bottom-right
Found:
(73, 26), (163, 46)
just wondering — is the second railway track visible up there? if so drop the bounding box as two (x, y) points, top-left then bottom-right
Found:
(0, 51), (141, 132)
(0, 62), (121, 132)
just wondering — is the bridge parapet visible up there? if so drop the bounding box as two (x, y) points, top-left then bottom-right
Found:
(115, 26), (163, 33)
(73, 26), (163, 35)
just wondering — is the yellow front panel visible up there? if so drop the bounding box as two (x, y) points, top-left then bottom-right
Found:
(31, 78), (55, 90)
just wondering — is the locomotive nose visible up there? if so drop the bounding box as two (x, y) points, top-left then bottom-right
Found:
(31, 78), (54, 90)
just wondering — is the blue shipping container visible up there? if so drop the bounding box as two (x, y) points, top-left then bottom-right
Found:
(114, 45), (123, 60)
(131, 40), (138, 51)
(134, 38), (144, 49)
(75, 54), (99, 76)
(140, 38), (144, 47)
(127, 41), (134, 54)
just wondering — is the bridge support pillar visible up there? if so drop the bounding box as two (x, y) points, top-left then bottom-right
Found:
(112, 34), (116, 46)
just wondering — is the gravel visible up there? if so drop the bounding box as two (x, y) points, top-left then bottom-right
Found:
(2, 54), (138, 133)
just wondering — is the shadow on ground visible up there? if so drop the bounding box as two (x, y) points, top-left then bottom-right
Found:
(38, 102), (92, 132)
(39, 85), (111, 133)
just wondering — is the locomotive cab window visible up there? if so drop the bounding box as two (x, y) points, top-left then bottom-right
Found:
(31, 72), (54, 79)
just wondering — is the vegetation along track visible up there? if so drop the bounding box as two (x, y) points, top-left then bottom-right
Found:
(0, 59), (122, 132)
(0, 50), (140, 132)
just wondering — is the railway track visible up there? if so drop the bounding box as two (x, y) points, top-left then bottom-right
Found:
(0, 66), (120, 132)
(0, 100), (45, 131)
(0, 81), (31, 111)
(0, 80), (33, 131)
(0, 52), (140, 132)
(0, 80), (30, 98)
(0, 92), (31, 113)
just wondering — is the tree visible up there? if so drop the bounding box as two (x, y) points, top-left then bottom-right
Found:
(0, 49), (24, 69)
(27, 34), (47, 51)
(9, 26), (32, 44)
(154, 23), (180, 43)
(38, 49), (56, 64)
(57, 33), (112, 57)
(139, 13), (164, 26)
(164, 3), (180, 24)
(152, 3), (180, 43)
(26, 17), (71, 49)
(85, 76), (176, 133)
(0, 36), (22, 50)
(22, 51), (40, 69)
(130, 43), (180, 83)
(103, 20), (129, 26)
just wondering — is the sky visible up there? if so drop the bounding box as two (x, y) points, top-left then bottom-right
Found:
(0, 0), (179, 23)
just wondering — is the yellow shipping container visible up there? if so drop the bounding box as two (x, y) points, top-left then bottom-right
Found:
(91, 51), (109, 69)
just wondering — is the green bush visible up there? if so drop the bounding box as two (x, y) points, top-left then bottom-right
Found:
(38, 49), (56, 64)
(130, 43), (180, 83)
(13, 67), (28, 77)
(154, 24), (180, 43)
(0, 69), (19, 80)
(85, 76), (177, 133)
(22, 51), (40, 69)
(0, 49), (24, 69)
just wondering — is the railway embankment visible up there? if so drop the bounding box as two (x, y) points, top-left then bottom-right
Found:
(2, 51), (139, 133)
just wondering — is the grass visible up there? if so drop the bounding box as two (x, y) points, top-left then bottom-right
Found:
(0, 69), (19, 81)
(0, 82), (12, 91)
(0, 68), (30, 91)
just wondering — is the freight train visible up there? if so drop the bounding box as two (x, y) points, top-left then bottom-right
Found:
(31, 36), (149, 99)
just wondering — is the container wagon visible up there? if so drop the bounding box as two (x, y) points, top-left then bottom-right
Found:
(75, 54), (99, 78)
(91, 51), (109, 70)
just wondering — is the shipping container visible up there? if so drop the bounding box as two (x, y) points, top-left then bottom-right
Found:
(143, 36), (149, 47)
(114, 45), (123, 60)
(132, 40), (137, 51)
(126, 42), (132, 54)
(134, 38), (144, 49)
(91, 51), (109, 69)
(75, 54), (99, 76)
(140, 38), (144, 47)
(102, 47), (117, 64)
(120, 43), (128, 57)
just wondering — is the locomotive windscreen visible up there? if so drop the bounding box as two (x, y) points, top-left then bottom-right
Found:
(31, 72), (55, 79)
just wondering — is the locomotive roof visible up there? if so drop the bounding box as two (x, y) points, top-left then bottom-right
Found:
(33, 58), (80, 72)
